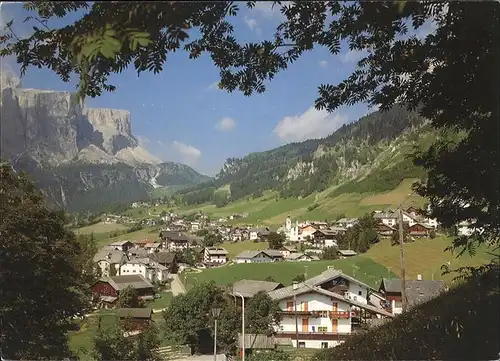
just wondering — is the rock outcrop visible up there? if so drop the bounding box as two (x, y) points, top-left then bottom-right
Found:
(0, 70), (210, 212)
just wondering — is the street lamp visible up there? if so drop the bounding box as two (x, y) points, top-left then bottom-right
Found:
(211, 307), (221, 361)
(233, 291), (245, 361)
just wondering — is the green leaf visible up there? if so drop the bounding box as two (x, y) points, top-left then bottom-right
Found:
(136, 37), (152, 47)
(100, 45), (115, 59)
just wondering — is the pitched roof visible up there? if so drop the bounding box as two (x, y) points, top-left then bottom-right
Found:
(110, 240), (133, 246)
(373, 212), (397, 219)
(313, 229), (338, 236)
(205, 247), (228, 255)
(337, 249), (358, 256)
(117, 308), (153, 319)
(160, 230), (189, 241)
(235, 250), (270, 259)
(262, 249), (284, 258)
(284, 252), (311, 260)
(149, 252), (176, 264)
(232, 279), (284, 298)
(93, 250), (127, 264)
(336, 218), (359, 223)
(103, 274), (154, 291)
(268, 283), (393, 317)
(380, 279), (447, 307)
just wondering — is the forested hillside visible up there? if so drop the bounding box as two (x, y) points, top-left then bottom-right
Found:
(177, 105), (430, 206)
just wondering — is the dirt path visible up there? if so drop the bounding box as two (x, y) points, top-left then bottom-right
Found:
(171, 274), (187, 296)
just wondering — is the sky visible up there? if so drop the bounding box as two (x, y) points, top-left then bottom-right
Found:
(0, 2), (433, 176)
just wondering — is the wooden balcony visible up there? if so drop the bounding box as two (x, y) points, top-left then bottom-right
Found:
(275, 331), (351, 341)
(279, 310), (354, 319)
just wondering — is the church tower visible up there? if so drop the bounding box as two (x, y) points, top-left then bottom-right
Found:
(286, 214), (292, 231)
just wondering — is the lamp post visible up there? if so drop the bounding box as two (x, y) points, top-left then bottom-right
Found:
(211, 307), (221, 361)
(233, 292), (245, 361)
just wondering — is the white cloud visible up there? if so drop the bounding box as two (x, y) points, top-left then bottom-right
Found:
(171, 141), (202, 165)
(136, 135), (151, 148)
(244, 16), (258, 31)
(215, 117), (236, 132)
(253, 2), (280, 17)
(319, 60), (328, 68)
(340, 49), (367, 64)
(208, 81), (223, 91)
(273, 107), (348, 143)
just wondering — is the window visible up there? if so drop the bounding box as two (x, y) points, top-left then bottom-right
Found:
(321, 342), (329, 349)
(358, 290), (363, 296)
(320, 311), (328, 317)
(298, 342), (306, 348)
(318, 326), (328, 332)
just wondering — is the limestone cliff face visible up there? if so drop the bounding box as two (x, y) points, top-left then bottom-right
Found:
(83, 107), (138, 155)
(1, 80), (84, 166)
(0, 70), (210, 212)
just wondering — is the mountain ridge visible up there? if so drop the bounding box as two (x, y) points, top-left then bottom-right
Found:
(0, 70), (211, 212)
(176, 104), (430, 208)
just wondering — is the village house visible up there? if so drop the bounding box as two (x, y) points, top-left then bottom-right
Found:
(128, 247), (149, 259)
(268, 268), (393, 349)
(159, 231), (191, 251)
(263, 249), (285, 261)
(300, 224), (319, 240)
(117, 308), (153, 335)
(328, 226), (348, 235)
(202, 247), (229, 265)
(231, 279), (285, 301)
(284, 253), (317, 262)
(230, 227), (249, 241)
(93, 249), (129, 277)
(148, 252), (179, 273)
(310, 221), (329, 230)
(337, 250), (358, 259)
(378, 276), (447, 315)
(249, 227), (271, 241)
(119, 258), (169, 283)
(407, 223), (434, 238)
(92, 274), (155, 308)
(375, 223), (397, 237)
(234, 250), (273, 264)
(144, 242), (163, 254)
(109, 240), (134, 252)
(311, 229), (338, 248)
(335, 218), (359, 229)
(373, 211), (398, 227)
(278, 245), (298, 257)
(190, 221), (200, 232)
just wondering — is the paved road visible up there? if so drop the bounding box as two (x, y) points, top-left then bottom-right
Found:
(171, 274), (187, 296)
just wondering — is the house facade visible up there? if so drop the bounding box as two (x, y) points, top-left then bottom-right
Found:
(119, 258), (169, 283)
(93, 250), (129, 277)
(268, 269), (393, 349)
(203, 247), (228, 264)
(379, 276), (447, 315)
(234, 251), (273, 264)
(92, 275), (155, 308)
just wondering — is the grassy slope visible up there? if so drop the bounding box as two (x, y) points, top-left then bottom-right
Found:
(221, 240), (268, 259)
(365, 236), (497, 284)
(184, 257), (398, 290)
(77, 222), (128, 234)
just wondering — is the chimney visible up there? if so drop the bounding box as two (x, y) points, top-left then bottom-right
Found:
(292, 281), (299, 290)
(417, 274), (422, 281)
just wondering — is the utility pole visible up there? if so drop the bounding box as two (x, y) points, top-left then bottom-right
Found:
(398, 208), (408, 313)
(293, 281), (299, 349)
(294, 293), (299, 349)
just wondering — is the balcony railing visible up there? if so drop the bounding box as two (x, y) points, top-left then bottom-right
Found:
(280, 310), (355, 319)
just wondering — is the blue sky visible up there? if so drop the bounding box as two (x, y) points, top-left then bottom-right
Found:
(1, 2), (387, 176)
